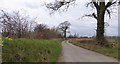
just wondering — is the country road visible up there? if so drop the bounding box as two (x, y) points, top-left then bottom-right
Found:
(58, 41), (118, 62)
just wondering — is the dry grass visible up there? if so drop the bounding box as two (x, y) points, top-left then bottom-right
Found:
(69, 38), (96, 43)
(69, 38), (118, 59)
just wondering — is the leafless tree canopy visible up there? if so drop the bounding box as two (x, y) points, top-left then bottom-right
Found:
(45, 0), (76, 14)
(84, 0), (118, 19)
(0, 10), (37, 38)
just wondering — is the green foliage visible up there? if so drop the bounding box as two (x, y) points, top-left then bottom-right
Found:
(0, 38), (3, 46)
(2, 39), (61, 62)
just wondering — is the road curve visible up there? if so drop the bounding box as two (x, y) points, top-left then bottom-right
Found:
(58, 41), (118, 62)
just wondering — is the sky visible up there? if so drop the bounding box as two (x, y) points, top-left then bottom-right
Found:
(0, 0), (118, 37)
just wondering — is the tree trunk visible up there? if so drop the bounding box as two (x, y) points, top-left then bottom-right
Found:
(96, 8), (106, 46)
(64, 30), (66, 38)
(96, 18), (105, 45)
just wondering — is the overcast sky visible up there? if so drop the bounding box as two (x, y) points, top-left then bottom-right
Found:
(0, 0), (118, 37)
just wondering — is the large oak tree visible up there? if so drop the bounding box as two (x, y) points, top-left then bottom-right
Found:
(45, 0), (118, 46)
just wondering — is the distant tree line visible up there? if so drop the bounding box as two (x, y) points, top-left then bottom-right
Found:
(105, 36), (118, 39)
(68, 33), (79, 38)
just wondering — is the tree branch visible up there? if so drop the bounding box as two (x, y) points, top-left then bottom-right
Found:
(82, 13), (97, 19)
(92, 0), (99, 10)
(46, 0), (75, 10)
(106, 0), (117, 8)
(106, 9), (111, 19)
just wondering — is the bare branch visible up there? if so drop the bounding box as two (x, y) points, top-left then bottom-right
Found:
(106, 9), (111, 19)
(92, 0), (99, 10)
(45, 0), (76, 14)
(82, 13), (97, 19)
(106, 0), (117, 8)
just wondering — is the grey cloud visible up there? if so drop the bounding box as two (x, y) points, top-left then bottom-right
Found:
(0, 0), (118, 37)
(24, 2), (41, 9)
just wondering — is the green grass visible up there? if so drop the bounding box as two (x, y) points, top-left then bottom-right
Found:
(2, 38), (61, 63)
(70, 39), (118, 59)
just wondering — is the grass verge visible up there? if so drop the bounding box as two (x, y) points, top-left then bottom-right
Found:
(69, 38), (118, 59)
(2, 38), (61, 63)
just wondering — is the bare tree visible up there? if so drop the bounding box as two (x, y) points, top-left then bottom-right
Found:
(58, 21), (71, 38)
(45, 0), (119, 46)
(0, 10), (36, 38)
(83, 0), (118, 46)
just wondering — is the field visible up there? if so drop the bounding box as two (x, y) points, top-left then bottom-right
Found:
(2, 38), (61, 63)
(69, 38), (119, 59)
